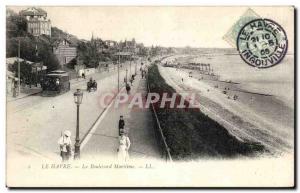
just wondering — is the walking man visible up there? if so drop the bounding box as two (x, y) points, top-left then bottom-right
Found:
(58, 130), (72, 162)
(118, 116), (125, 136)
(126, 83), (131, 94)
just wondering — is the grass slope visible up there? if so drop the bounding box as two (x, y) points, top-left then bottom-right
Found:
(147, 63), (265, 160)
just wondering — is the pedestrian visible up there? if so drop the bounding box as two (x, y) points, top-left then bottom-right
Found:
(126, 83), (131, 94)
(118, 132), (131, 162)
(82, 72), (86, 79)
(55, 78), (60, 86)
(13, 78), (18, 89)
(118, 116), (125, 136)
(87, 78), (93, 92)
(58, 130), (72, 162)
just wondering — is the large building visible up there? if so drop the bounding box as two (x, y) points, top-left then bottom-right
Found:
(20, 7), (51, 37)
(53, 38), (77, 67)
(120, 38), (138, 54)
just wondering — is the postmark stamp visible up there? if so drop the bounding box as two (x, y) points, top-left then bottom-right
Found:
(237, 18), (288, 68)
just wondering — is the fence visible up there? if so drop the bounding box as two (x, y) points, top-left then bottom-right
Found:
(147, 82), (173, 163)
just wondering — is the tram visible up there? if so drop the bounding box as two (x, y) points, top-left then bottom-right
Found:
(41, 70), (70, 96)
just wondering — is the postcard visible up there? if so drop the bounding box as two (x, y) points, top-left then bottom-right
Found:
(6, 6), (295, 187)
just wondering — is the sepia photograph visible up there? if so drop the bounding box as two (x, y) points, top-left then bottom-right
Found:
(5, 5), (295, 188)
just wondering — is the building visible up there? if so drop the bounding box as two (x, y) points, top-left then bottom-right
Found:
(103, 40), (117, 51)
(104, 40), (118, 48)
(90, 36), (107, 53)
(20, 7), (51, 37)
(120, 38), (138, 54)
(52, 39), (77, 67)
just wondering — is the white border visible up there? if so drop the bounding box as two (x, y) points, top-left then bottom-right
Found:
(1, 0), (298, 192)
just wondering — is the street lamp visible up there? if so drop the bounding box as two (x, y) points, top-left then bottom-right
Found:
(118, 50), (121, 92)
(129, 55), (132, 78)
(73, 89), (83, 159)
(125, 68), (128, 83)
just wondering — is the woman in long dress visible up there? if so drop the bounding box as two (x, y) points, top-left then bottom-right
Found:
(118, 133), (131, 162)
(58, 130), (72, 162)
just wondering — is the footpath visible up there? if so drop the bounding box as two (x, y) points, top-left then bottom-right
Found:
(81, 70), (161, 161)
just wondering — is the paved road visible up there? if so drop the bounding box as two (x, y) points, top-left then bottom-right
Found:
(7, 64), (129, 113)
(7, 61), (137, 161)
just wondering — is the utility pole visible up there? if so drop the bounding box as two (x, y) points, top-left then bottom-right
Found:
(135, 56), (137, 75)
(129, 55), (132, 78)
(118, 51), (120, 92)
(18, 38), (20, 95)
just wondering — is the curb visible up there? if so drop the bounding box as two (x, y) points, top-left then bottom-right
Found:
(7, 90), (42, 103)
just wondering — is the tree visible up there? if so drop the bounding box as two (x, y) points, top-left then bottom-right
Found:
(6, 11), (61, 72)
(6, 36), (60, 71)
(6, 14), (27, 38)
(9, 61), (32, 84)
(66, 57), (77, 69)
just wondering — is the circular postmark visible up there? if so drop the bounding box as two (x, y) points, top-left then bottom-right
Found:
(237, 18), (288, 68)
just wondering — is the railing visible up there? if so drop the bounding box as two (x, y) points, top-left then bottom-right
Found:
(147, 82), (173, 163)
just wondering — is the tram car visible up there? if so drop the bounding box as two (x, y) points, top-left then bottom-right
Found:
(41, 70), (70, 96)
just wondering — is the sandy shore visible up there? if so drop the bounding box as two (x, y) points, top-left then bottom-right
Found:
(158, 62), (294, 154)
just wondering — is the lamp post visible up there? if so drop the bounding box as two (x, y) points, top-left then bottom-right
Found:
(134, 54), (137, 75)
(17, 38), (20, 95)
(118, 51), (120, 92)
(125, 68), (128, 83)
(73, 89), (83, 159)
(129, 54), (132, 78)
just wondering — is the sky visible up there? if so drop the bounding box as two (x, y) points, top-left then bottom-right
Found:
(8, 6), (294, 50)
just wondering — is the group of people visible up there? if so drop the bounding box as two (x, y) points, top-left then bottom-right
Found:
(57, 116), (131, 163)
(57, 62), (154, 162)
(87, 77), (97, 92)
(125, 74), (136, 94)
(118, 115), (131, 162)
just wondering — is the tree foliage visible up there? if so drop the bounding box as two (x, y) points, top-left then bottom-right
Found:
(6, 11), (60, 72)
(76, 40), (117, 68)
(6, 14), (27, 38)
(9, 61), (32, 83)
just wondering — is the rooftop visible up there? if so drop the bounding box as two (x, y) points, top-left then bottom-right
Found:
(6, 57), (33, 65)
(20, 7), (47, 17)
